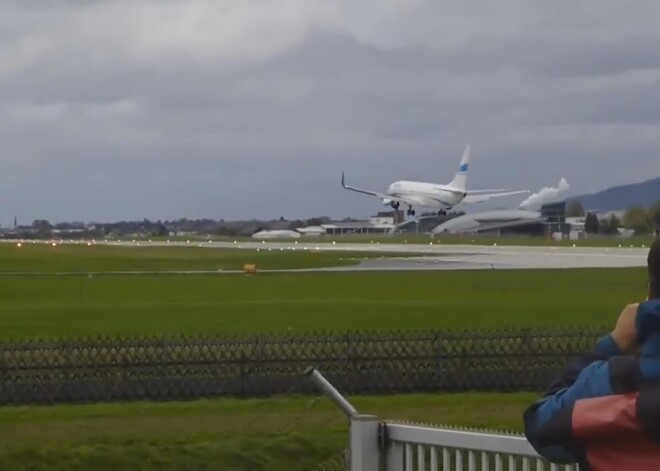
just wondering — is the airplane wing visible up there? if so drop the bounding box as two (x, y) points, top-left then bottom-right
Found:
(341, 172), (426, 207)
(467, 189), (521, 194)
(341, 172), (387, 198)
(462, 190), (530, 204)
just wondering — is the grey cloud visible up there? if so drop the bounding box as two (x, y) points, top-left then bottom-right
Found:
(1, 1), (660, 223)
(437, 34), (660, 78)
(520, 79), (660, 126)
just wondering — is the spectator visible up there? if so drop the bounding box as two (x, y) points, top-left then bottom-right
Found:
(524, 238), (660, 469)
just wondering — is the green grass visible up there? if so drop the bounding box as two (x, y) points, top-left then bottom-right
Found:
(0, 392), (535, 470)
(0, 243), (634, 469)
(0, 243), (406, 273)
(0, 267), (645, 339)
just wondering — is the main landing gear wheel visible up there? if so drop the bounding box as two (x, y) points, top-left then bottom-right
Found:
(407, 206), (416, 217)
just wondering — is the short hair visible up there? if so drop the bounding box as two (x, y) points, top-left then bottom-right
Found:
(650, 238), (660, 297)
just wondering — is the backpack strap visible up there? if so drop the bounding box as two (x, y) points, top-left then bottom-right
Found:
(609, 355), (642, 393)
(637, 381), (660, 444)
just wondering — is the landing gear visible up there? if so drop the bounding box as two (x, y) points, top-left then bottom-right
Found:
(438, 209), (448, 217)
(407, 206), (416, 217)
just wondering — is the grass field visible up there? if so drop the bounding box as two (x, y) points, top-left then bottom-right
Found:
(0, 267), (646, 339)
(0, 243), (644, 469)
(0, 243), (407, 273)
(0, 392), (535, 470)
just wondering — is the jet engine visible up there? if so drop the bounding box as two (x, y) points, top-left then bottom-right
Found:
(382, 199), (400, 209)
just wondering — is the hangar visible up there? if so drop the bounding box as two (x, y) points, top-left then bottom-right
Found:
(431, 209), (545, 235)
(430, 202), (569, 237)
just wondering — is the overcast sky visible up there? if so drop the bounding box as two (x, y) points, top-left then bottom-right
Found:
(1, 0), (659, 224)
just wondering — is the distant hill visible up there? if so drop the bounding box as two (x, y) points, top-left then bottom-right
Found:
(567, 176), (660, 212)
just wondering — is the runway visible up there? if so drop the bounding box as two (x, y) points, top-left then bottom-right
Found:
(233, 242), (649, 271)
(1, 239), (649, 272)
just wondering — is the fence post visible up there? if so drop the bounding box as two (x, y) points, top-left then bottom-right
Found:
(304, 367), (382, 470)
(350, 415), (380, 471)
(435, 331), (444, 391)
(239, 351), (247, 398)
(346, 332), (356, 393)
(304, 367), (357, 417)
(522, 328), (530, 390)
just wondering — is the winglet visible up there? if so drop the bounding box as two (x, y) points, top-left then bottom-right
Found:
(341, 171), (346, 188)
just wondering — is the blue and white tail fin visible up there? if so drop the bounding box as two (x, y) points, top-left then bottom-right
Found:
(448, 145), (470, 191)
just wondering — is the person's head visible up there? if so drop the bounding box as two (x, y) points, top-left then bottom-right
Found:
(649, 238), (660, 299)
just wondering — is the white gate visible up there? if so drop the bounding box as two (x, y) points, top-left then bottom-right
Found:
(382, 422), (579, 470)
(305, 368), (580, 471)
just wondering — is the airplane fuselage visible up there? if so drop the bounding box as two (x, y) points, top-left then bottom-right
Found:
(341, 145), (528, 217)
(386, 181), (466, 209)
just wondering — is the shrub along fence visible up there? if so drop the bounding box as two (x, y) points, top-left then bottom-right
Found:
(0, 328), (606, 405)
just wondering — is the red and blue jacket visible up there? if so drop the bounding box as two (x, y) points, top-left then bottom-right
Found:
(524, 300), (660, 470)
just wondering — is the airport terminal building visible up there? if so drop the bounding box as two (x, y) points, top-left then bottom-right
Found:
(252, 214), (398, 239)
(252, 203), (575, 240)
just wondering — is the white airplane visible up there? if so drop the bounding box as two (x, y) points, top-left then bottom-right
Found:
(341, 145), (528, 217)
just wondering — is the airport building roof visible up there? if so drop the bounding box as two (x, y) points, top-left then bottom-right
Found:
(321, 222), (394, 230)
(432, 209), (544, 234)
(253, 217), (396, 238)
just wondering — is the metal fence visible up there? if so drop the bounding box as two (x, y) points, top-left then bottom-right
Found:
(382, 422), (579, 471)
(0, 328), (605, 405)
(307, 368), (579, 471)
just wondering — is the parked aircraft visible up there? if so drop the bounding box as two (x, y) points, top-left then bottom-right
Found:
(341, 145), (528, 217)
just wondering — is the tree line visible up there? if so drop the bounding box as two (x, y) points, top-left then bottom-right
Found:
(567, 200), (660, 235)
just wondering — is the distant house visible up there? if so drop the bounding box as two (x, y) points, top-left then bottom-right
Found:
(251, 230), (301, 240)
(318, 220), (394, 235)
(290, 214), (396, 237)
(296, 226), (326, 237)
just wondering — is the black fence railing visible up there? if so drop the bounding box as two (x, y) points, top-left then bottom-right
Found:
(0, 328), (607, 405)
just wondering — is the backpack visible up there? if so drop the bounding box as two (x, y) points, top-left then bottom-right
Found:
(536, 356), (660, 470)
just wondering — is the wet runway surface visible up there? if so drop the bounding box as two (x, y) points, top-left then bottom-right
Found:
(209, 241), (649, 271)
(277, 246), (647, 272)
